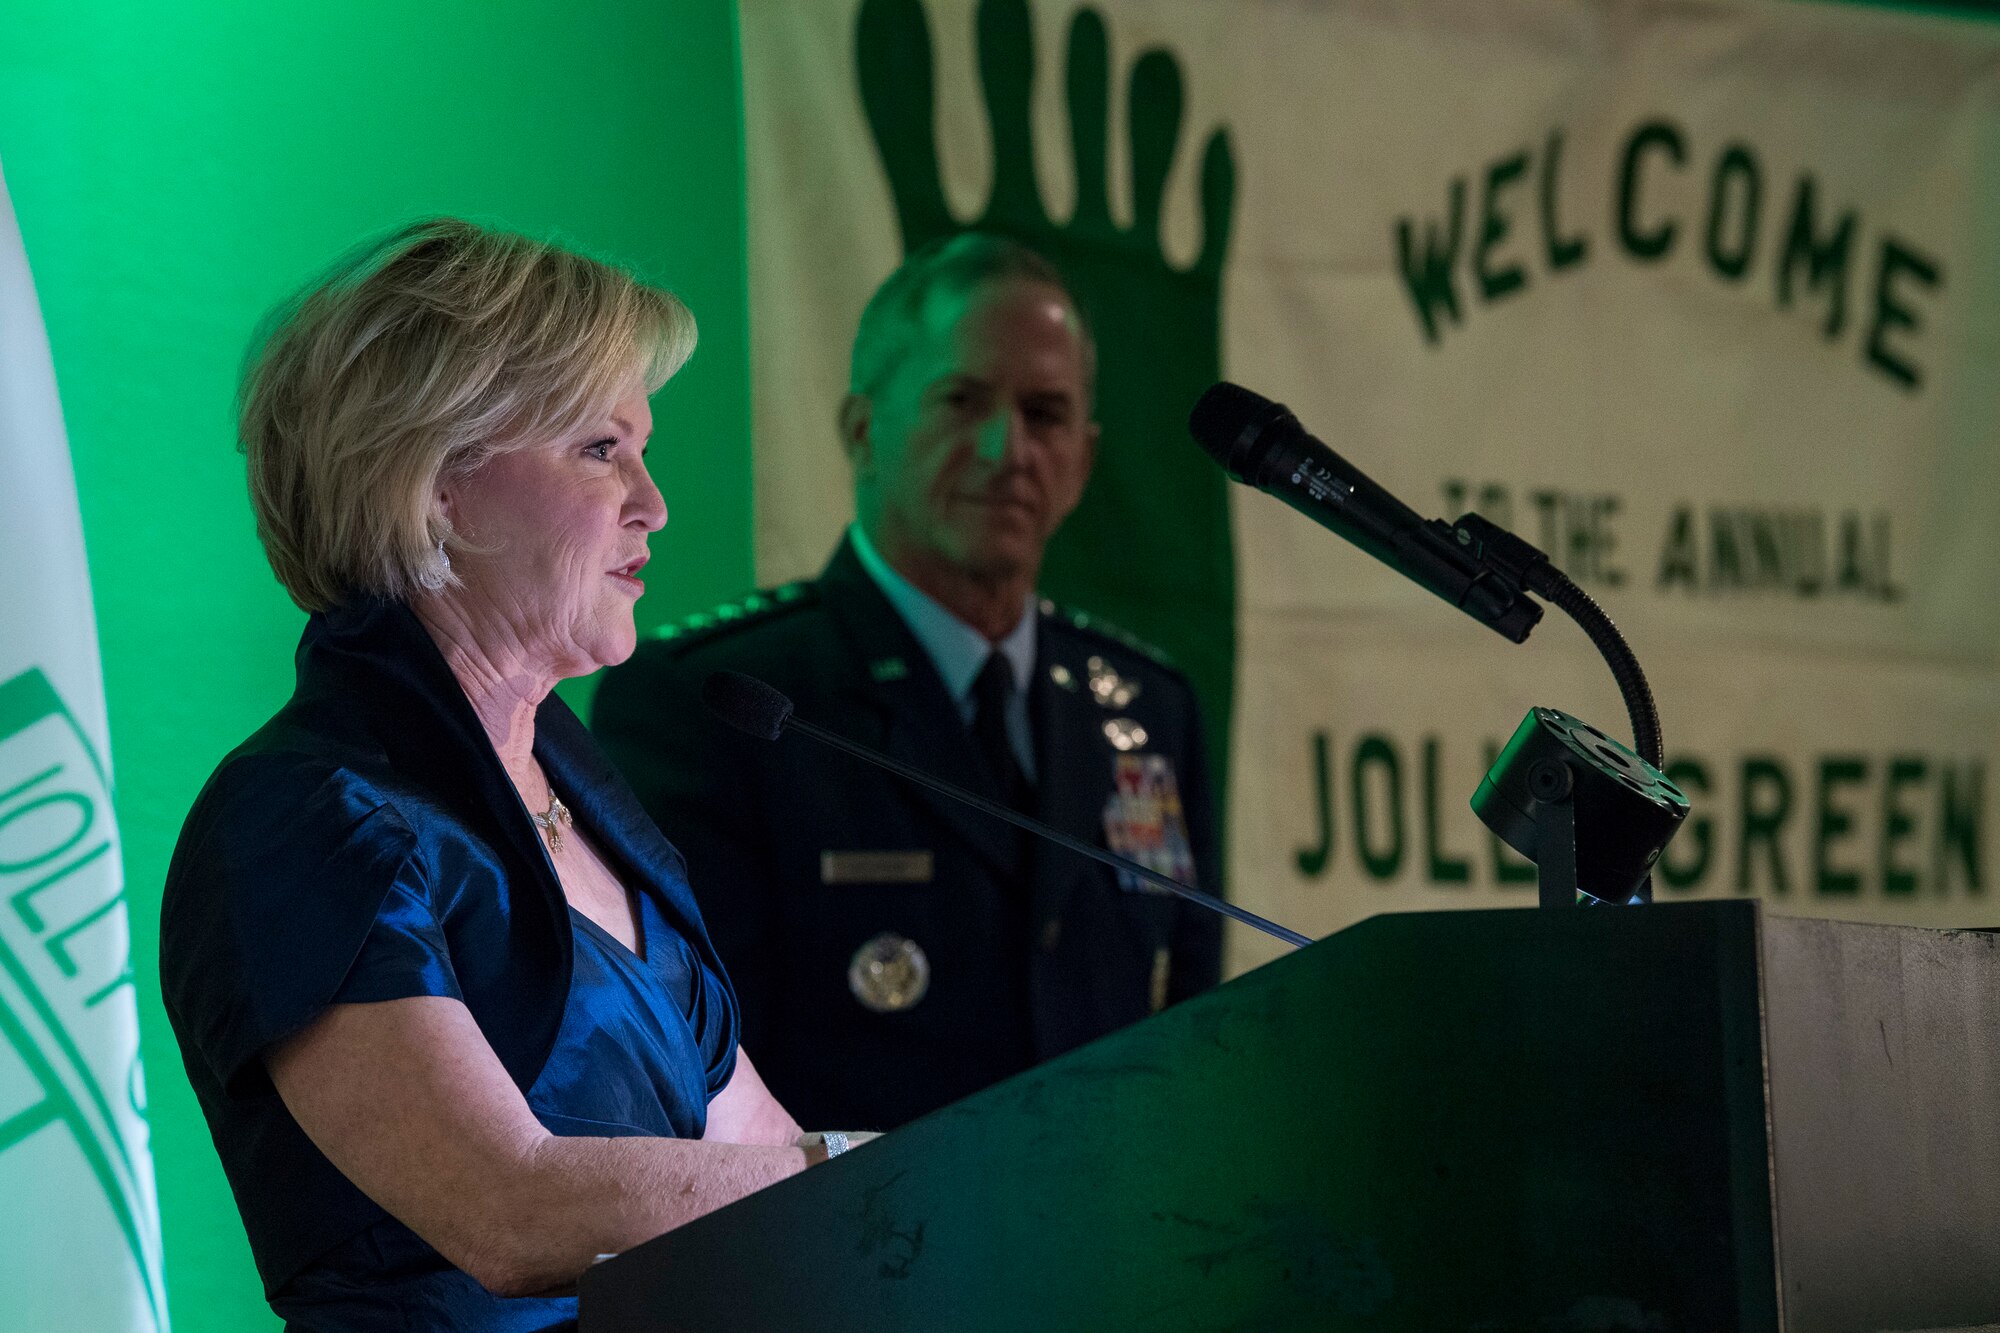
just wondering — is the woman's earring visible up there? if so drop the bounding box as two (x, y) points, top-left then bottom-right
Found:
(416, 538), (452, 593)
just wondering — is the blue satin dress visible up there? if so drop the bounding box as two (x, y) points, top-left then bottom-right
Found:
(160, 598), (741, 1333)
(268, 890), (736, 1332)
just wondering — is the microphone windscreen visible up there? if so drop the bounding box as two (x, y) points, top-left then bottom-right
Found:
(701, 670), (794, 741)
(1187, 381), (1280, 470)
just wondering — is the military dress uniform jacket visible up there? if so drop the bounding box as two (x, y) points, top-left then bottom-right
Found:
(591, 536), (1224, 1130)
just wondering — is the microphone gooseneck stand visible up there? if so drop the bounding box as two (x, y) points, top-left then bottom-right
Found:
(1525, 558), (1662, 770)
(1415, 519), (1685, 908)
(1187, 383), (1688, 905)
(1454, 510), (1664, 772)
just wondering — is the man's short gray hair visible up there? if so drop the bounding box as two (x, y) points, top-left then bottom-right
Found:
(848, 233), (1095, 400)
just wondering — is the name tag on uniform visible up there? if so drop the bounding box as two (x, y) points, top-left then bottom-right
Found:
(820, 850), (935, 885)
(1102, 754), (1197, 893)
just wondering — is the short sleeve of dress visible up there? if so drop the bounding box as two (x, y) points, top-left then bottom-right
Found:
(328, 878), (462, 1007)
(161, 756), (440, 1099)
(691, 946), (739, 1102)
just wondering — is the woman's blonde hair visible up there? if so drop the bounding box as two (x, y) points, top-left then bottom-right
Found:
(238, 217), (696, 611)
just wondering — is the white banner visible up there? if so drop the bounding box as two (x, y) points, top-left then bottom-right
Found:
(741, 0), (2000, 977)
(0, 162), (168, 1332)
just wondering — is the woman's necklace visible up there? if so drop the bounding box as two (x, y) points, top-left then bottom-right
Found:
(531, 791), (572, 855)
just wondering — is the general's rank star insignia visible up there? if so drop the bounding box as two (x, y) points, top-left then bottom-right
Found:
(1086, 655), (1140, 709)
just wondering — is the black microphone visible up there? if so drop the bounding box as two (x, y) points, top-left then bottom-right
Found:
(701, 670), (1312, 950)
(1189, 382), (1545, 643)
(702, 668), (793, 740)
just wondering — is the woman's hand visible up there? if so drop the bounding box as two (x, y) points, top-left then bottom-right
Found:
(267, 997), (809, 1296)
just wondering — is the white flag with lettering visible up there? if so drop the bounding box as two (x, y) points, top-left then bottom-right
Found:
(0, 161), (169, 1333)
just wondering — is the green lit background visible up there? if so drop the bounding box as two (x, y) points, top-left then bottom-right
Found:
(3, 0), (1995, 1327)
(0, 3), (749, 1325)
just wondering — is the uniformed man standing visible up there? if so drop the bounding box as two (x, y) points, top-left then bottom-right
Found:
(592, 234), (1222, 1131)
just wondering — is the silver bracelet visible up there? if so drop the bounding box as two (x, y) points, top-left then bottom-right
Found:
(821, 1130), (851, 1159)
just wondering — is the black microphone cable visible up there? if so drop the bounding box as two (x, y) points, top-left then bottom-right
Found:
(701, 670), (1314, 949)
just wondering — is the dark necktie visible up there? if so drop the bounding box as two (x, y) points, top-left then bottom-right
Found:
(972, 651), (1031, 812)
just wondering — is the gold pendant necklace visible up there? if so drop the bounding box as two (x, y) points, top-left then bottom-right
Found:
(531, 792), (572, 855)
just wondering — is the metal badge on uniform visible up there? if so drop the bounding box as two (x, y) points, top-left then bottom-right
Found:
(1086, 655), (1141, 709)
(820, 850), (934, 885)
(1103, 717), (1149, 751)
(848, 932), (931, 1012)
(1101, 754), (1198, 893)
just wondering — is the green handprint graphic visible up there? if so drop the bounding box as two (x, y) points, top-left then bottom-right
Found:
(856, 0), (1239, 802)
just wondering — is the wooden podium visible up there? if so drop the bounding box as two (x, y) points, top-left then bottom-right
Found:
(578, 902), (2000, 1332)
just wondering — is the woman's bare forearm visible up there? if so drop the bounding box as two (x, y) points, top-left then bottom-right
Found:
(484, 1133), (806, 1293)
(268, 997), (811, 1298)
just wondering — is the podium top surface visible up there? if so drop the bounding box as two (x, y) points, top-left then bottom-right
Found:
(580, 903), (2000, 1333)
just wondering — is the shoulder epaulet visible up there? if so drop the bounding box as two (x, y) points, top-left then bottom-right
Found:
(647, 580), (818, 652)
(1038, 597), (1178, 670)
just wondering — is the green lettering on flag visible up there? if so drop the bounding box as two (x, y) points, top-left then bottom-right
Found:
(0, 669), (166, 1332)
(1738, 756), (1793, 895)
(1351, 734), (1404, 881)
(1397, 177), (1467, 343)
(1703, 143), (1760, 281)
(1475, 151), (1530, 303)
(1539, 130), (1589, 272)
(1777, 175), (1855, 339)
(1617, 118), (1687, 261)
(1, 157), (168, 1332)
(1865, 237), (1941, 391)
